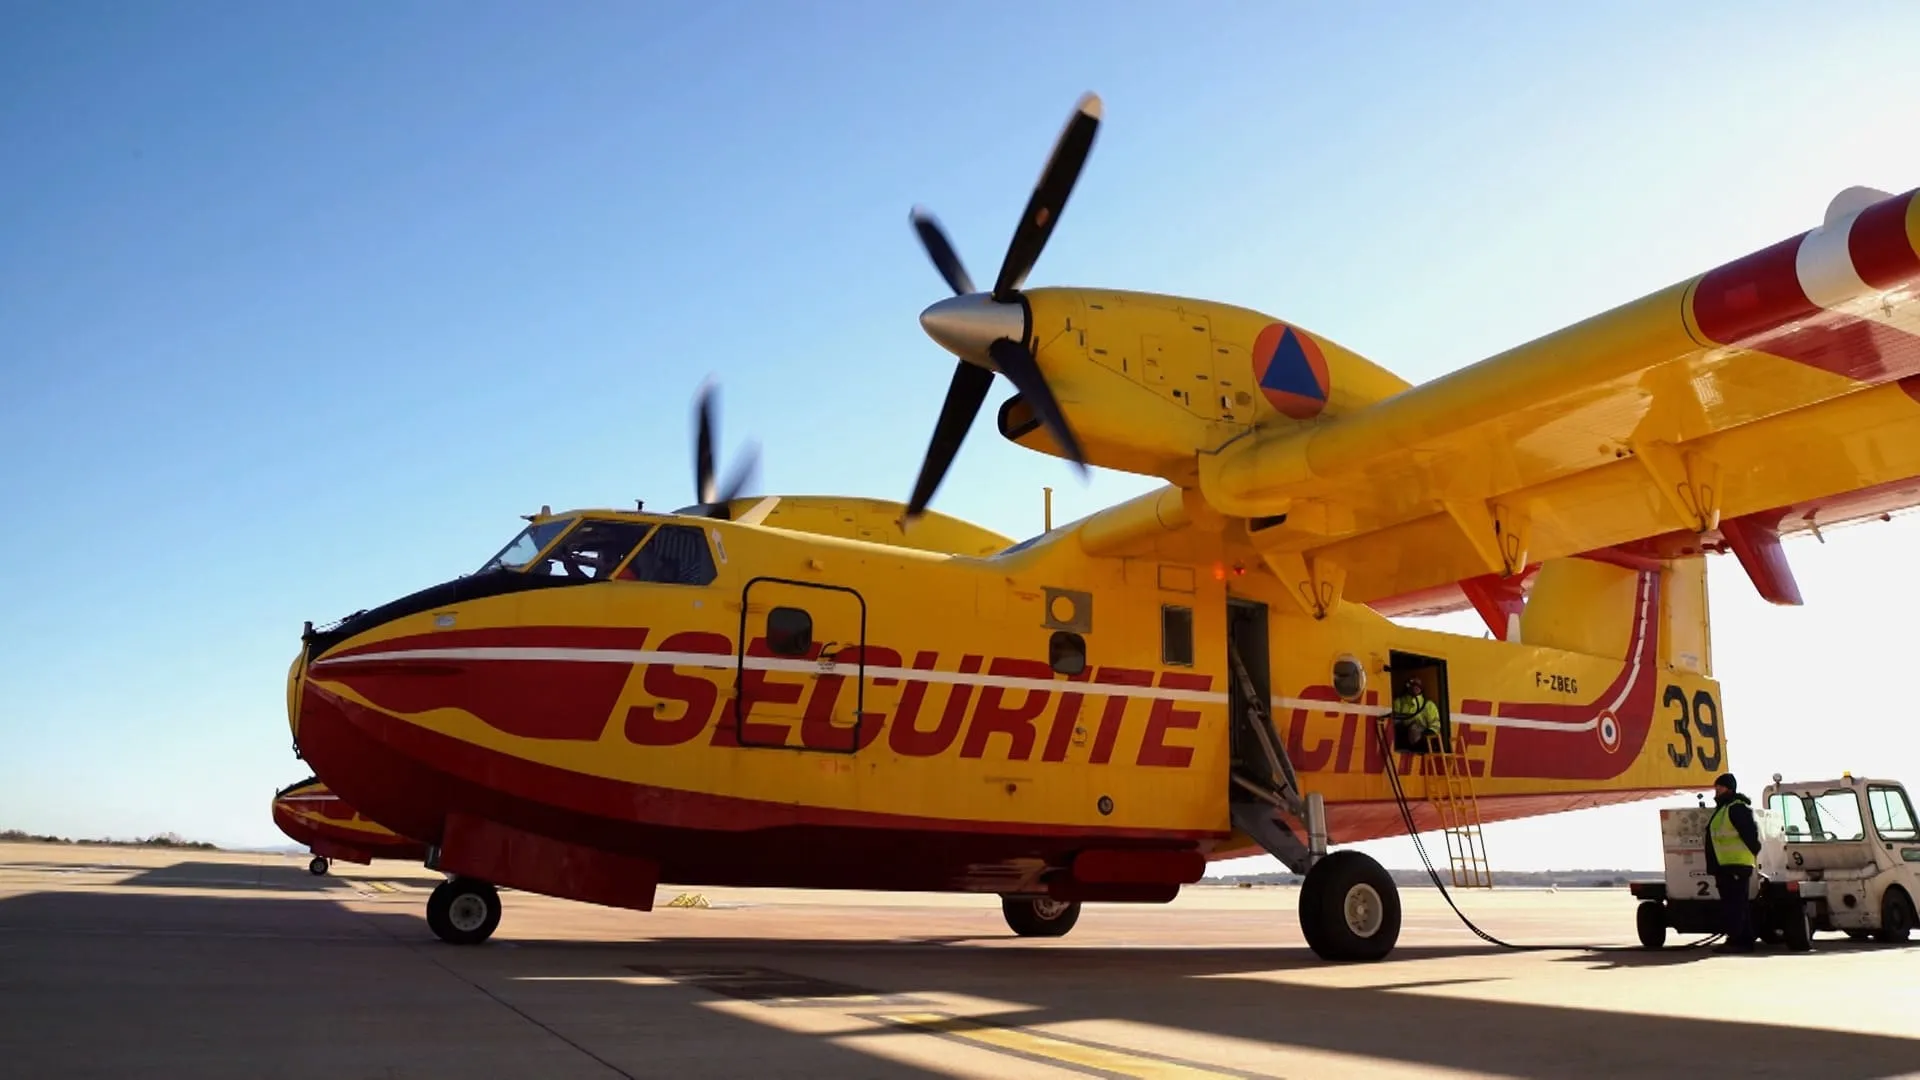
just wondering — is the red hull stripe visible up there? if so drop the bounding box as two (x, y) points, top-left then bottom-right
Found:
(305, 682), (1223, 843)
(316, 630), (1646, 737)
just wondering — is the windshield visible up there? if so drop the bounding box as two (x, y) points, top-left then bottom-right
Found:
(531, 520), (654, 580)
(477, 517), (576, 574)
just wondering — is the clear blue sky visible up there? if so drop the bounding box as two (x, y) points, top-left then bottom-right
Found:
(4, 4), (1919, 871)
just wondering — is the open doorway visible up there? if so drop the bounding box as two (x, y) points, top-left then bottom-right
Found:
(1387, 649), (1451, 754)
(1227, 599), (1274, 803)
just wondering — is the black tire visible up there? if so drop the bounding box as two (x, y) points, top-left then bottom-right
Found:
(1298, 851), (1401, 962)
(426, 878), (502, 945)
(308, 856), (329, 877)
(1877, 889), (1914, 945)
(1001, 895), (1081, 937)
(1636, 900), (1667, 950)
(1780, 900), (1812, 952)
(1846, 929), (1875, 942)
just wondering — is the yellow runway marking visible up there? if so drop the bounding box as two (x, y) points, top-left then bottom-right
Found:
(874, 1012), (1253, 1079)
(367, 881), (398, 893)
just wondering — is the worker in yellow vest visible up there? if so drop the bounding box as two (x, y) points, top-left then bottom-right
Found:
(1704, 772), (1763, 953)
(1394, 676), (1442, 752)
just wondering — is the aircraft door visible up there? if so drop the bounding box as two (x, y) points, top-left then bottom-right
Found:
(733, 576), (871, 753)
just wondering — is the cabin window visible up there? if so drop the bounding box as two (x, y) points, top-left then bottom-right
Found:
(618, 524), (717, 586)
(534, 520), (653, 580)
(766, 607), (813, 657)
(1869, 785), (1919, 842)
(1161, 605), (1194, 667)
(1049, 631), (1086, 676)
(1810, 790), (1865, 842)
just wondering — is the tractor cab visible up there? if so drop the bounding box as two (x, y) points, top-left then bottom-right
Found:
(1761, 773), (1920, 943)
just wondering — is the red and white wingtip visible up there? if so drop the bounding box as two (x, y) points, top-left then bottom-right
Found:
(1824, 185), (1895, 227)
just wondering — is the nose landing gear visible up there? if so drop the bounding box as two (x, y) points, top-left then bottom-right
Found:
(1002, 895), (1082, 937)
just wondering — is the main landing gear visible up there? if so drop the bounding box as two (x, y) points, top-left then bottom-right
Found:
(427, 876), (503, 945)
(1002, 895), (1082, 937)
(308, 856), (330, 876)
(1298, 850), (1402, 962)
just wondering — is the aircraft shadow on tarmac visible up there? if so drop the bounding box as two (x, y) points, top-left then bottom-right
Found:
(110, 860), (372, 892)
(3, 886), (1917, 1080)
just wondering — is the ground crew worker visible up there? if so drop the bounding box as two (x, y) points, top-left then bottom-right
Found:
(1704, 771), (1763, 953)
(1394, 676), (1441, 752)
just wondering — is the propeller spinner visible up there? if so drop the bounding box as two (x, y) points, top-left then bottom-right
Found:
(904, 92), (1101, 519)
(678, 381), (759, 519)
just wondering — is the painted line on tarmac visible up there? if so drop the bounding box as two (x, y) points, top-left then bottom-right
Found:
(868, 1012), (1271, 1080)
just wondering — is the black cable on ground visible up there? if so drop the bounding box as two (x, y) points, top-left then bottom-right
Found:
(1369, 718), (1724, 954)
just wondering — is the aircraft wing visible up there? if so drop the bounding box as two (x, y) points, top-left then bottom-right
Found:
(1198, 186), (1920, 612)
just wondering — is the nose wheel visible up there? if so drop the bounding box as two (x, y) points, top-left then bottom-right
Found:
(426, 877), (502, 945)
(1001, 895), (1082, 937)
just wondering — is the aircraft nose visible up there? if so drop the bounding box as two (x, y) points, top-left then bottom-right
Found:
(919, 293), (1026, 362)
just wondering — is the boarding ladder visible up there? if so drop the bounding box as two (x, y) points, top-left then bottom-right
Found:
(1410, 732), (1492, 889)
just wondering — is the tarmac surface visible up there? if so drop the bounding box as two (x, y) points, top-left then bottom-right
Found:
(2, 842), (1916, 1079)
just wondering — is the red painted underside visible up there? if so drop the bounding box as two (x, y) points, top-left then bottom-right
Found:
(299, 681), (1679, 897)
(269, 803), (429, 863)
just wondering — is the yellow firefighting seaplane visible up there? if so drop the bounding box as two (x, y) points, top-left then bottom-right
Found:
(286, 92), (1920, 961)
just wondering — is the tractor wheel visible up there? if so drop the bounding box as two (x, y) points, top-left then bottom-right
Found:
(1636, 900), (1667, 950)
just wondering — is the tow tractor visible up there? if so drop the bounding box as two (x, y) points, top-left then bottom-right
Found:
(1630, 773), (1920, 949)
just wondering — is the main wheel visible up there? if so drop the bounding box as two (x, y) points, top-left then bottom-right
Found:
(308, 856), (329, 877)
(1636, 900), (1667, 950)
(1001, 895), (1081, 937)
(426, 877), (502, 945)
(1298, 851), (1401, 962)
(1877, 889), (1914, 945)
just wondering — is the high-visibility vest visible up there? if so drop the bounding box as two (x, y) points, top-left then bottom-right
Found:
(1708, 801), (1757, 868)
(1396, 695), (1439, 734)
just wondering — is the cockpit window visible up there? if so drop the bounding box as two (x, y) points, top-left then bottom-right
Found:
(617, 523), (717, 586)
(531, 520), (654, 580)
(477, 517), (576, 574)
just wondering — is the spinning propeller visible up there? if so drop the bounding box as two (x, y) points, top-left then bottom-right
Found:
(678, 381), (759, 519)
(904, 92), (1102, 519)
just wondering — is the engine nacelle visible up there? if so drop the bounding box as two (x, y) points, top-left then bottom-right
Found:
(1013, 287), (1409, 488)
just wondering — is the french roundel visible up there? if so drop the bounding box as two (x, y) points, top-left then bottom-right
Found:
(1596, 710), (1622, 754)
(1251, 322), (1331, 420)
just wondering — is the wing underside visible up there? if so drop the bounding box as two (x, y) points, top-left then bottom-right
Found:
(1196, 187), (1920, 611)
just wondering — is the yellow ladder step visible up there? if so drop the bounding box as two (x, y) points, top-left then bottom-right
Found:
(1415, 740), (1492, 890)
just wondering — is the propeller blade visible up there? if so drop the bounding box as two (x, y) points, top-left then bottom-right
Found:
(987, 338), (1086, 475)
(992, 92), (1101, 300)
(910, 208), (975, 296)
(714, 442), (760, 506)
(694, 383), (717, 506)
(906, 359), (995, 518)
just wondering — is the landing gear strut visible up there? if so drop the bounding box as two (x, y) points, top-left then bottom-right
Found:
(427, 877), (502, 945)
(1298, 850), (1402, 962)
(308, 856), (330, 876)
(1002, 895), (1081, 937)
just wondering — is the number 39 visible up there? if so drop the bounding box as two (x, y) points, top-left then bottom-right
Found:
(1664, 686), (1722, 772)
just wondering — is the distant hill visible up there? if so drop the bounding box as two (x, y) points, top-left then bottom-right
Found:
(0, 828), (220, 852)
(1206, 868), (1651, 889)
